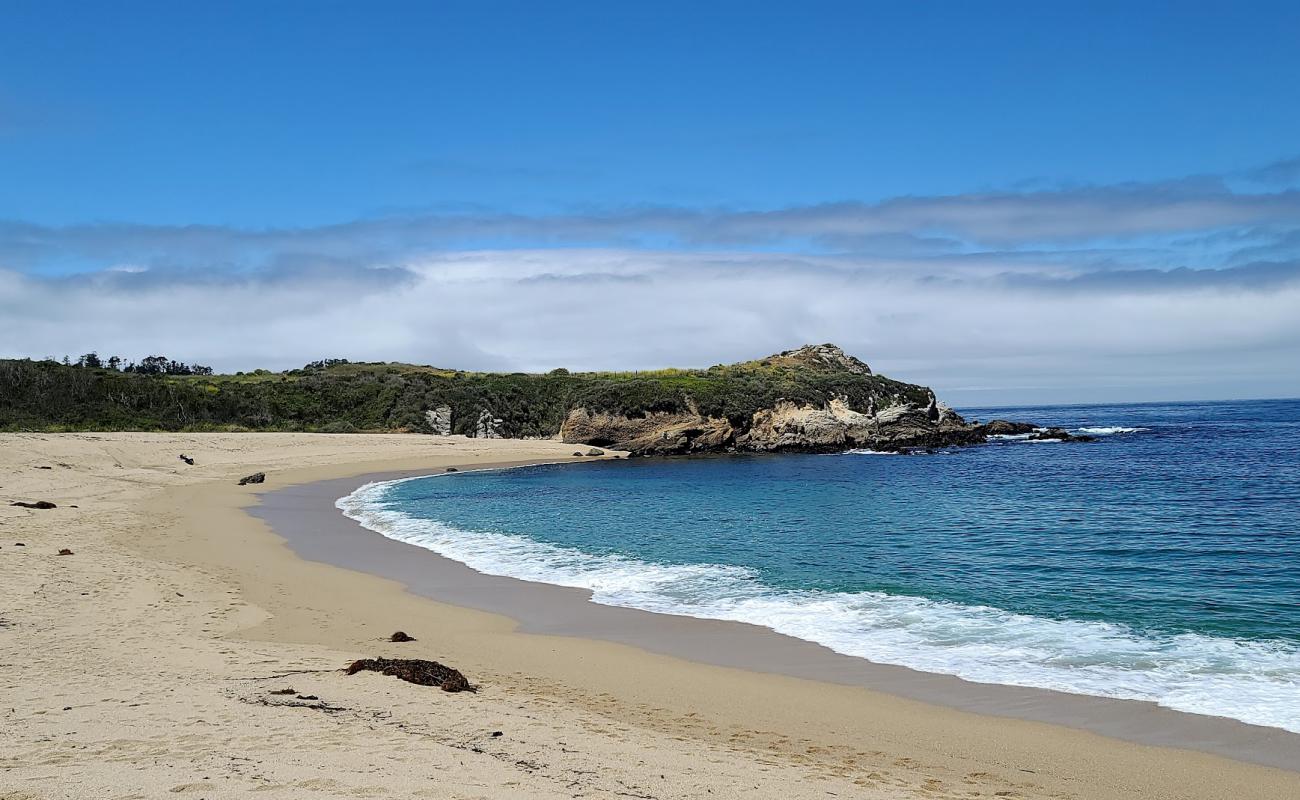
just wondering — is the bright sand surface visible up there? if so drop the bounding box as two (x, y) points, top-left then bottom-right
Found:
(2, 432), (1298, 799)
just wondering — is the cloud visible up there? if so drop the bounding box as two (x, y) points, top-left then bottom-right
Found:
(4, 158), (1300, 403)
(4, 164), (1300, 277)
(3, 250), (1298, 405)
(1239, 156), (1300, 188)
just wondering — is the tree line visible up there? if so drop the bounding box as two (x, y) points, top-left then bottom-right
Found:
(49, 352), (214, 376)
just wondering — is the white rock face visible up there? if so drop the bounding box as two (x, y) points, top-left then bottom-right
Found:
(425, 405), (453, 436)
(474, 409), (503, 439)
(739, 399), (877, 450)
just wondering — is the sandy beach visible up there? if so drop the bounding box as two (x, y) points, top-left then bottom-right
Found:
(3, 432), (1298, 800)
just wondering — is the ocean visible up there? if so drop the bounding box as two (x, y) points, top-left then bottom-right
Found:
(337, 399), (1300, 732)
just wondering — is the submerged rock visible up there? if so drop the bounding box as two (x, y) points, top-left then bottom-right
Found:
(1029, 428), (1097, 443)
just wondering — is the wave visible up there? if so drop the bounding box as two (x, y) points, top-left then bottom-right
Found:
(988, 425), (1149, 442)
(337, 476), (1300, 733)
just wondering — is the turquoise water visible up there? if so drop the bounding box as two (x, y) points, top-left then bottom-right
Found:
(338, 399), (1300, 731)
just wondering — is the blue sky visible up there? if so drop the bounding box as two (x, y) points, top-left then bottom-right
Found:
(3, 1), (1300, 403)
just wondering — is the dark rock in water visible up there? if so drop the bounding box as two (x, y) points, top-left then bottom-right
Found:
(445, 467), (459, 473)
(981, 419), (1038, 436)
(57, 548), (74, 556)
(389, 631), (415, 642)
(11, 501), (57, 509)
(586, 448), (605, 456)
(345, 657), (475, 692)
(178, 454), (195, 465)
(1028, 427), (1097, 443)
(237, 472), (266, 485)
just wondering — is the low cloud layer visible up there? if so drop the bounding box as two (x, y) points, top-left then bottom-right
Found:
(5, 159), (1300, 271)
(4, 162), (1300, 405)
(4, 250), (1298, 406)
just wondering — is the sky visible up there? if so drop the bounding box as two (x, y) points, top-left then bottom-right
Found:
(3, 1), (1299, 405)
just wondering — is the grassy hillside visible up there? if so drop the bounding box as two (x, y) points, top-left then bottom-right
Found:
(0, 347), (933, 435)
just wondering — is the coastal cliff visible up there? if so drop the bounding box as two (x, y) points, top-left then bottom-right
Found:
(558, 344), (987, 455)
(0, 344), (1036, 454)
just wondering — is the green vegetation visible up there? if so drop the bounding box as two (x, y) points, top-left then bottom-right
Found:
(0, 348), (933, 435)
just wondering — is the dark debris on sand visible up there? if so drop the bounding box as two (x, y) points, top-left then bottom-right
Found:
(11, 501), (57, 509)
(237, 472), (266, 485)
(345, 657), (475, 692)
(389, 631), (416, 642)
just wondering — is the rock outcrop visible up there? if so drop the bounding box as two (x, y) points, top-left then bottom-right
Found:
(425, 405), (453, 436)
(559, 398), (988, 456)
(555, 344), (1044, 457)
(980, 419), (1037, 436)
(1028, 427), (1097, 443)
(560, 397), (733, 456)
(473, 409), (503, 439)
(762, 343), (871, 375)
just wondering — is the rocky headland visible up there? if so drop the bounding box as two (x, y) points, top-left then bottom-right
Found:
(1, 343), (1068, 455)
(558, 344), (1045, 456)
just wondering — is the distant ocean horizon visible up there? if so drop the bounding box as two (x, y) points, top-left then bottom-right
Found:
(338, 398), (1300, 732)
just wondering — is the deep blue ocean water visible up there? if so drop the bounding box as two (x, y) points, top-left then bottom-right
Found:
(339, 399), (1300, 731)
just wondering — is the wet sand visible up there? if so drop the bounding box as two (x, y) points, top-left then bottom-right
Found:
(253, 464), (1300, 773)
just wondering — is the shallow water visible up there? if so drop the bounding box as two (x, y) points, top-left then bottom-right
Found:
(338, 399), (1300, 732)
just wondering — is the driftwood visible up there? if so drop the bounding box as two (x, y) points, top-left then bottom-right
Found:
(345, 657), (475, 692)
(237, 472), (266, 486)
(11, 501), (56, 509)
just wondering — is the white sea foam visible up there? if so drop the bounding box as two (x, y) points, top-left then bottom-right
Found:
(989, 425), (1148, 442)
(337, 477), (1300, 733)
(844, 448), (901, 455)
